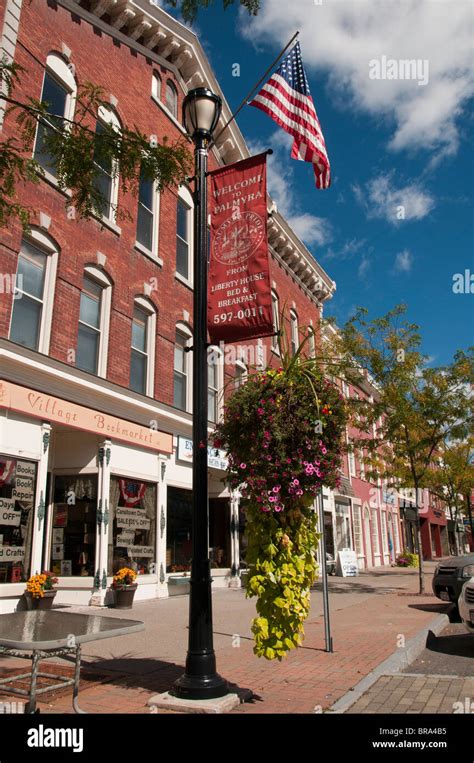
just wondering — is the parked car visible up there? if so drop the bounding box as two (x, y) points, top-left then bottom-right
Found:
(432, 554), (474, 606)
(458, 577), (474, 633)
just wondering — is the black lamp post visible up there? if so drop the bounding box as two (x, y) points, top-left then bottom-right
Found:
(174, 88), (228, 700)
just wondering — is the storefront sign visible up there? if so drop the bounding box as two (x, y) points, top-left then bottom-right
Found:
(16, 461), (36, 478)
(177, 436), (228, 471)
(0, 498), (21, 526)
(0, 546), (25, 561)
(208, 153), (273, 344)
(126, 545), (154, 558)
(0, 380), (173, 454)
(116, 508), (150, 530)
(336, 548), (359, 577)
(116, 531), (135, 546)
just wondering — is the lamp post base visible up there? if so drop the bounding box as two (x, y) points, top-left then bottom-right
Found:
(174, 665), (228, 701)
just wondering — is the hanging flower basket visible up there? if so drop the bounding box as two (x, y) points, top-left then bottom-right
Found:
(213, 336), (346, 660)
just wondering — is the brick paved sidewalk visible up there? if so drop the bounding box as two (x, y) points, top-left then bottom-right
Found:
(345, 674), (474, 714)
(0, 566), (448, 714)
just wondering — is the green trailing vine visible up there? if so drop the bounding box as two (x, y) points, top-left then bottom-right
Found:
(213, 330), (347, 659)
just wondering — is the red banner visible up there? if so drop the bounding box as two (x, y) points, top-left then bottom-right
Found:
(208, 153), (274, 344)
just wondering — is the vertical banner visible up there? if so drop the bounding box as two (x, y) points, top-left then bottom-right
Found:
(208, 152), (274, 344)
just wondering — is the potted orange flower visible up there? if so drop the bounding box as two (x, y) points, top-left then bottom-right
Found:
(112, 567), (138, 609)
(25, 571), (58, 610)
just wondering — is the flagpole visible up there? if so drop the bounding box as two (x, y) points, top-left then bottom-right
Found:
(208, 30), (299, 150)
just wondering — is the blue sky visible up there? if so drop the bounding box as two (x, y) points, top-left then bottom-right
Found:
(166, 0), (473, 365)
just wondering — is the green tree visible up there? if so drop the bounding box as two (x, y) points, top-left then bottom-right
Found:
(165, 0), (260, 22)
(426, 438), (474, 555)
(330, 305), (473, 593)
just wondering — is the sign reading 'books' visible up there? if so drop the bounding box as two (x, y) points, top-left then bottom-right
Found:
(208, 153), (274, 344)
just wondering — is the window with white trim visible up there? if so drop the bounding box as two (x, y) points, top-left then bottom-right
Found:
(9, 232), (58, 353)
(165, 80), (178, 118)
(92, 106), (121, 222)
(359, 448), (365, 479)
(352, 504), (364, 556)
(342, 380), (349, 398)
(76, 267), (111, 377)
(207, 345), (223, 424)
(136, 168), (159, 256)
(271, 290), (279, 351)
(173, 324), (192, 411)
(290, 309), (298, 356)
(235, 359), (247, 389)
(308, 326), (316, 358)
(34, 53), (76, 177)
(176, 187), (193, 283)
(348, 442), (356, 477)
(371, 508), (380, 556)
(130, 299), (156, 396)
(381, 511), (389, 555)
(151, 71), (161, 100)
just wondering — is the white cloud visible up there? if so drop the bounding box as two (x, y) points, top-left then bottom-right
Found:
(358, 254), (371, 279)
(353, 173), (435, 224)
(324, 237), (367, 261)
(247, 131), (332, 248)
(241, 0), (473, 159)
(393, 249), (412, 273)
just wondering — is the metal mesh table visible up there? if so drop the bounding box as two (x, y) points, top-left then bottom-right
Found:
(0, 611), (144, 713)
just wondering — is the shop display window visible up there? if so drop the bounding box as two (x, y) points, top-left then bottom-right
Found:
(0, 456), (36, 583)
(50, 475), (97, 576)
(108, 477), (156, 575)
(166, 487), (192, 572)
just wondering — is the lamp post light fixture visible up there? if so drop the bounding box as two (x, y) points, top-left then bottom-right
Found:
(174, 88), (228, 700)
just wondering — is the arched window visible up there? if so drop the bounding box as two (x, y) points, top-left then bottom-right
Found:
(76, 265), (112, 377)
(9, 229), (59, 353)
(165, 80), (178, 118)
(290, 309), (299, 356)
(173, 323), (192, 411)
(307, 325), (316, 358)
(176, 186), (193, 284)
(92, 105), (121, 223)
(130, 297), (156, 396)
(271, 290), (279, 351)
(151, 71), (161, 101)
(34, 53), (77, 177)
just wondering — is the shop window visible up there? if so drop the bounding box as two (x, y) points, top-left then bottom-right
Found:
(50, 475), (97, 577)
(92, 106), (121, 222)
(335, 501), (351, 551)
(130, 301), (155, 396)
(167, 486), (193, 572)
(352, 504), (364, 557)
(136, 168), (159, 256)
(34, 53), (76, 177)
(290, 309), (298, 356)
(0, 456), (37, 583)
(176, 187), (193, 282)
(209, 498), (230, 568)
(173, 324), (192, 411)
(76, 267), (111, 377)
(165, 80), (178, 118)
(371, 508), (380, 556)
(108, 477), (156, 575)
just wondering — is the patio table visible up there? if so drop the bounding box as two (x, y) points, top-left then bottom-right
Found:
(0, 610), (144, 713)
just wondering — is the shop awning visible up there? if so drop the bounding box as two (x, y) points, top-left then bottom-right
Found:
(334, 476), (355, 498)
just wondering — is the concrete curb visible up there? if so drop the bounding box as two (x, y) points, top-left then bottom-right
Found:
(327, 612), (450, 714)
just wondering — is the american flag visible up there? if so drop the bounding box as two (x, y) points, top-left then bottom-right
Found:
(250, 41), (331, 189)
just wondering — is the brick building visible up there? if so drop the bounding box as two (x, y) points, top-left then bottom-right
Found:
(0, 0), (336, 609)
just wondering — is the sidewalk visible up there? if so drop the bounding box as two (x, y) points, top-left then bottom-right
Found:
(0, 563), (448, 714)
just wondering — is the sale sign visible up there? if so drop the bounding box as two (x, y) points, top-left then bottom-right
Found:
(208, 153), (274, 344)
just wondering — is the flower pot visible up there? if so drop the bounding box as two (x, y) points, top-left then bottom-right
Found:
(113, 583), (137, 609)
(25, 590), (57, 610)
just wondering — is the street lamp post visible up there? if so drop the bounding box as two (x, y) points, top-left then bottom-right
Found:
(174, 88), (228, 700)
